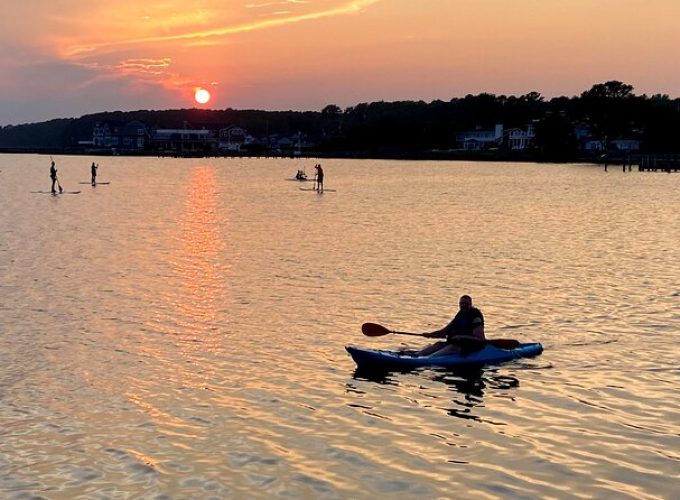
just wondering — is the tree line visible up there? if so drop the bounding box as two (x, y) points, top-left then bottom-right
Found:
(1, 81), (680, 160)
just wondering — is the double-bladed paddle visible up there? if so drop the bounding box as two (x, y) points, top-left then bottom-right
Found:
(361, 322), (520, 349)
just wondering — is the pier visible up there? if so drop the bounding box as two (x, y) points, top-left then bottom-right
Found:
(602, 154), (680, 172)
(638, 155), (680, 172)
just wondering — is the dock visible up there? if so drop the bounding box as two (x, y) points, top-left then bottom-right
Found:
(637, 155), (680, 172)
(601, 154), (680, 172)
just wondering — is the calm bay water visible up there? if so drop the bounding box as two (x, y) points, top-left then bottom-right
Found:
(0, 154), (678, 498)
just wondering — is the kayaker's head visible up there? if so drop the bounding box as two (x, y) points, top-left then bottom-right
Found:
(459, 295), (472, 311)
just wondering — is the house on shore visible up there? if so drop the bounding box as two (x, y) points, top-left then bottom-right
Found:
(611, 139), (640, 152)
(92, 120), (147, 151)
(457, 124), (504, 150)
(218, 126), (247, 151)
(149, 128), (216, 152)
(506, 124), (536, 150)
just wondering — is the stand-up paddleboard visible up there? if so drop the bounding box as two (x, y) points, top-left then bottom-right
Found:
(79, 182), (110, 185)
(31, 190), (81, 195)
(299, 187), (336, 192)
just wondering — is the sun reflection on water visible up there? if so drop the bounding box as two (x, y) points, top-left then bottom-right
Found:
(177, 165), (224, 325)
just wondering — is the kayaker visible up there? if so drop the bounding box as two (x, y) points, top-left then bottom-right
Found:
(415, 295), (485, 356)
(91, 162), (98, 185)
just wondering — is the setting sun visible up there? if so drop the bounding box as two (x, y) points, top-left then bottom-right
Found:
(194, 88), (211, 104)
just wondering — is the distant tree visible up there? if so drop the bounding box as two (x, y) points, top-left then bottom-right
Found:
(641, 98), (680, 152)
(581, 81), (634, 100)
(319, 104), (343, 137)
(321, 104), (341, 115)
(523, 91), (544, 103)
(576, 81), (640, 142)
(534, 114), (578, 160)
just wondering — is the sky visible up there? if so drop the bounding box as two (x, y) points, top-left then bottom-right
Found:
(2, 0), (680, 125)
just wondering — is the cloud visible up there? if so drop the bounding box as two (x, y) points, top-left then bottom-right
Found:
(53, 1), (382, 103)
(0, 59), (176, 124)
(62, 0), (382, 58)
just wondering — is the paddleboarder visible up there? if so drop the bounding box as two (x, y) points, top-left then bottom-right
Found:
(414, 295), (485, 356)
(314, 163), (324, 193)
(49, 160), (58, 194)
(91, 162), (98, 185)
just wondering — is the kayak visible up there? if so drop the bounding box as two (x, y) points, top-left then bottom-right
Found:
(346, 342), (543, 370)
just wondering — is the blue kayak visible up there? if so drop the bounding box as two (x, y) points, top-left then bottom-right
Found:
(346, 342), (543, 370)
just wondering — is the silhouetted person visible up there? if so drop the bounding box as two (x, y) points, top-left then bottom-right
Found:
(415, 295), (485, 357)
(314, 164), (324, 193)
(50, 160), (58, 194)
(91, 162), (98, 185)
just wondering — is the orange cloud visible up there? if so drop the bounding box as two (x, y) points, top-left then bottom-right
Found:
(45, 0), (382, 103)
(63, 0), (381, 59)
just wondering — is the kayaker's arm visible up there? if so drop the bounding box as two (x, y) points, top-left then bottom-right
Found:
(422, 328), (447, 338)
(471, 323), (485, 341)
(424, 324), (485, 341)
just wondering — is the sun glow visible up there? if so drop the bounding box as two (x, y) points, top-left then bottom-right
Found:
(194, 88), (211, 104)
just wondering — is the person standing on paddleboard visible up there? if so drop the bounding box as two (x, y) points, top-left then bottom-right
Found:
(91, 162), (98, 185)
(50, 160), (58, 194)
(314, 163), (324, 193)
(415, 295), (485, 356)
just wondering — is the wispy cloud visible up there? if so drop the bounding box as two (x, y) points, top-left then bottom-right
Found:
(246, 0), (312, 8)
(64, 0), (381, 59)
(118, 58), (172, 73)
(47, 0), (381, 100)
(71, 57), (193, 96)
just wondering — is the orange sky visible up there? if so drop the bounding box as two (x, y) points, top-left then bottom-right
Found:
(2, 0), (680, 125)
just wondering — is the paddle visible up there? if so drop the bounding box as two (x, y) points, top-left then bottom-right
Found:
(361, 322), (520, 349)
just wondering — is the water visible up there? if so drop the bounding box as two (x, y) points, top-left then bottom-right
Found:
(0, 154), (678, 498)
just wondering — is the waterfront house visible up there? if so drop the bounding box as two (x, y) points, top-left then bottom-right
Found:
(611, 139), (640, 151)
(506, 124), (536, 150)
(149, 128), (216, 152)
(218, 126), (247, 151)
(583, 139), (605, 152)
(457, 124), (504, 150)
(92, 120), (147, 150)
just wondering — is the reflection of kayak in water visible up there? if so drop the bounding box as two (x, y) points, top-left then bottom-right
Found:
(346, 342), (543, 371)
(299, 187), (336, 192)
(79, 181), (110, 185)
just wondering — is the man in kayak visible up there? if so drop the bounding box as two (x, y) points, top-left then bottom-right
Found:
(91, 162), (98, 185)
(415, 295), (485, 356)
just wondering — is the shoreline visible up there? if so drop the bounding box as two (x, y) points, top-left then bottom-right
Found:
(0, 147), (612, 164)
